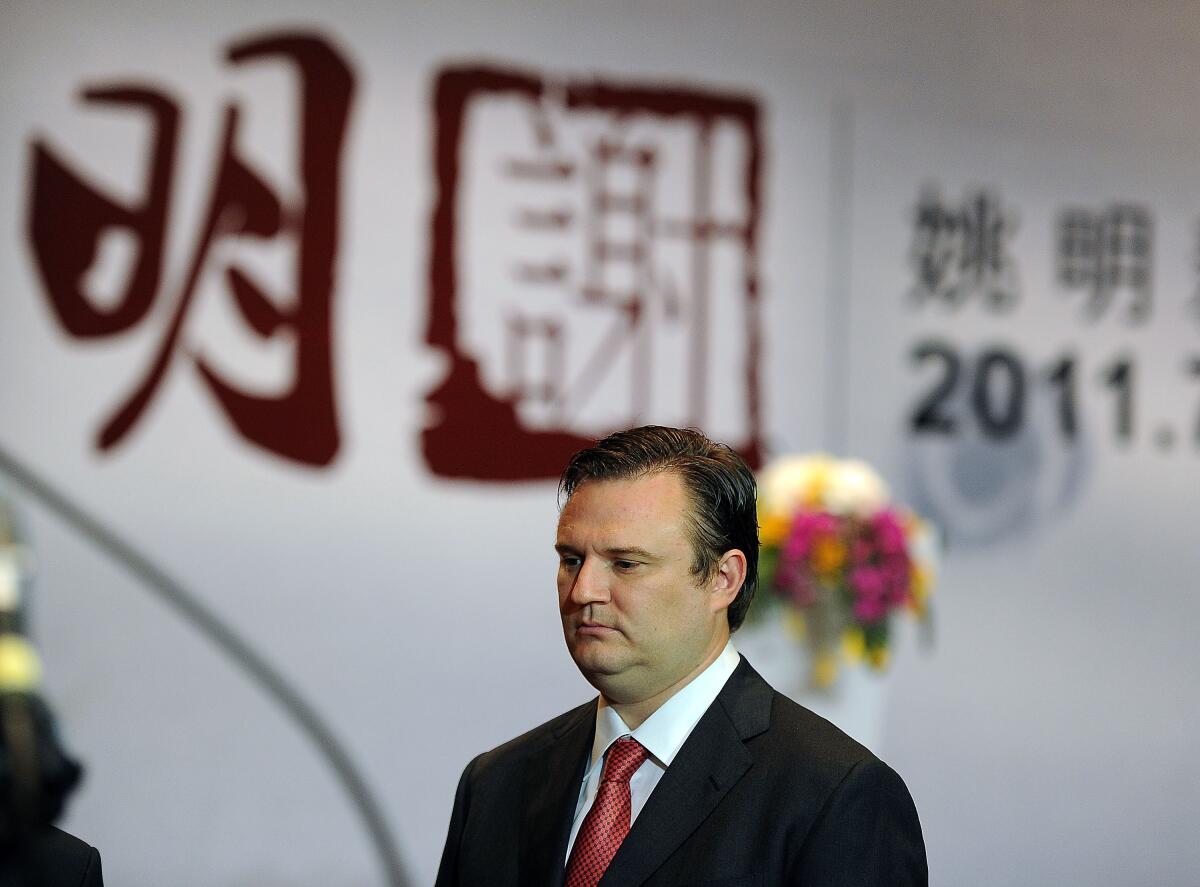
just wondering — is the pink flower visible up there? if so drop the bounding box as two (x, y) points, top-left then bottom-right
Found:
(851, 537), (873, 564)
(872, 511), (907, 556)
(879, 556), (911, 605)
(772, 511), (852, 610)
(783, 512), (841, 563)
(853, 595), (887, 622)
(849, 565), (883, 599)
(786, 574), (817, 607)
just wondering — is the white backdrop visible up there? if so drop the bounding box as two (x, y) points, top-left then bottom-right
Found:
(2, 2), (1198, 885)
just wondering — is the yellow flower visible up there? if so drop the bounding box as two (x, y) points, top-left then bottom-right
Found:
(801, 460), (834, 509)
(841, 627), (865, 663)
(0, 635), (42, 692)
(810, 534), (846, 577)
(759, 511), (791, 547)
(909, 565), (932, 615)
(866, 646), (890, 671)
(811, 651), (838, 689)
(784, 609), (808, 639)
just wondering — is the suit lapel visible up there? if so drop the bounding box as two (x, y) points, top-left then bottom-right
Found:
(598, 659), (774, 887)
(519, 700), (596, 886)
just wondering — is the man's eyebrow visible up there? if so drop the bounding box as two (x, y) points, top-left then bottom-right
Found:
(552, 544), (658, 560)
(604, 546), (657, 560)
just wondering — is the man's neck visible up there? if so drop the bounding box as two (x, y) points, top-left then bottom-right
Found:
(604, 633), (730, 730)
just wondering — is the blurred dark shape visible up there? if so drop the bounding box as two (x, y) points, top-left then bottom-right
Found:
(0, 498), (96, 885)
(0, 824), (102, 887)
(0, 692), (84, 847)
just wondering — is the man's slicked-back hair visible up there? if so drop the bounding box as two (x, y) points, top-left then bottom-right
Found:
(558, 425), (759, 631)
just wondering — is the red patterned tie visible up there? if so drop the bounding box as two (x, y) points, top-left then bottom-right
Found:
(564, 736), (649, 887)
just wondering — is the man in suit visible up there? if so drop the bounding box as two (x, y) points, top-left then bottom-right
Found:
(436, 426), (927, 886)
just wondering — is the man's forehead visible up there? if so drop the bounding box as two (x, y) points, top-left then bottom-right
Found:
(557, 471), (692, 528)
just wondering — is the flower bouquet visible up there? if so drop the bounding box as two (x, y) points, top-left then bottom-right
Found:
(752, 455), (935, 688)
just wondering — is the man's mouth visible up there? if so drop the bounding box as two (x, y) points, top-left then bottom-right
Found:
(577, 622), (618, 637)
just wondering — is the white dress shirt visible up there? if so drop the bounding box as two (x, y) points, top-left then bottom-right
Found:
(564, 641), (741, 862)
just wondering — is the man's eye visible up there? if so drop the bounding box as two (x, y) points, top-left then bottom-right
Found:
(559, 556), (581, 569)
(614, 560), (640, 571)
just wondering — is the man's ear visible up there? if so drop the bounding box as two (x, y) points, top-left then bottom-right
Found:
(709, 549), (747, 613)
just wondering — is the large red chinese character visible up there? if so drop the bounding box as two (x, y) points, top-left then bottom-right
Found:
(27, 32), (355, 467)
(424, 64), (765, 481)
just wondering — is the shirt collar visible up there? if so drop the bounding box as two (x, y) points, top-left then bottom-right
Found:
(590, 640), (741, 770)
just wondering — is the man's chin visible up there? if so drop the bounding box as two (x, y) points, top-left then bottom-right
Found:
(568, 642), (632, 680)
(578, 667), (659, 707)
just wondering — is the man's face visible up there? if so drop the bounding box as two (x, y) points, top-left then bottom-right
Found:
(555, 471), (731, 705)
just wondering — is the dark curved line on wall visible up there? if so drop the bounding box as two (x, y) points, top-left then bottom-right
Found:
(0, 444), (410, 887)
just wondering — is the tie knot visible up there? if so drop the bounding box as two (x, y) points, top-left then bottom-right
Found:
(602, 737), (648, 784)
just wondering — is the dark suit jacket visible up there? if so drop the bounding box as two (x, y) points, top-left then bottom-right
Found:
(0, 826), (104, 887)
(436, 658), (927, 886)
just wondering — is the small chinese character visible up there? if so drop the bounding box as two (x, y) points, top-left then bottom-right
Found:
(908, 186), (1020, 313)
(1055, 204), (1152, 324)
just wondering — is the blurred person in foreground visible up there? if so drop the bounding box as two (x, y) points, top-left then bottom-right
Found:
(0, 826), (103, 887)
(435, 426), (926, 886)
(0, 501), (103, 887)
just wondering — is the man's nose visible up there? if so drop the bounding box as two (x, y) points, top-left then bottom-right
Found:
(569, 558), (611, 606)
